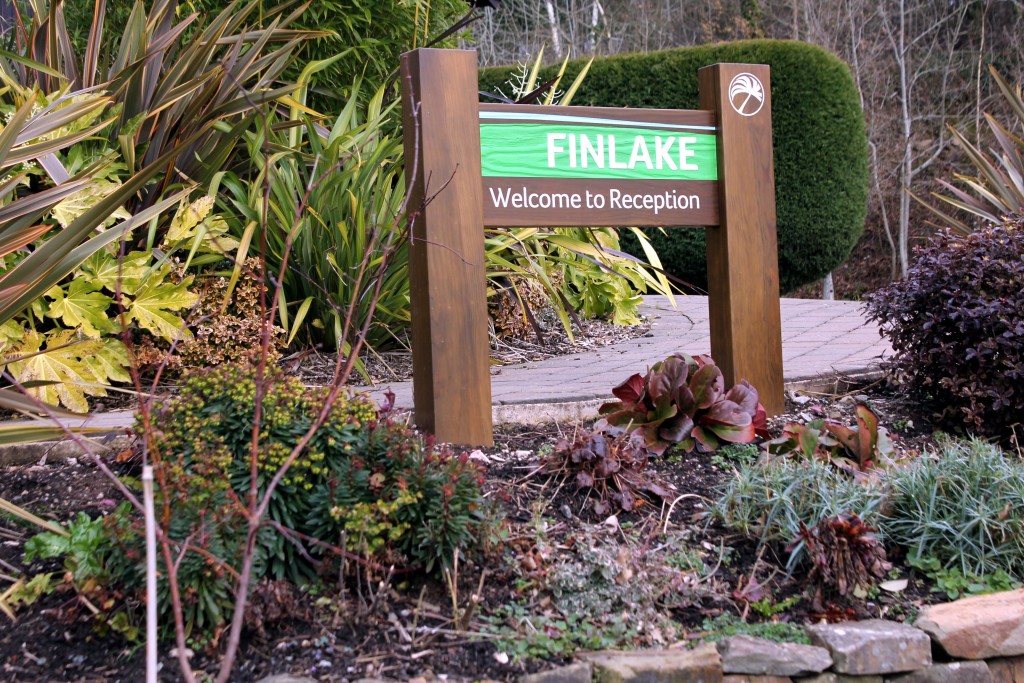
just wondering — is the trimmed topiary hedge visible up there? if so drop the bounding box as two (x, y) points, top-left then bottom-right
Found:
(479, 40), (869, 293)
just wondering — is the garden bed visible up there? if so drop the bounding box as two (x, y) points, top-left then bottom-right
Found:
(0, 380), (970, 683)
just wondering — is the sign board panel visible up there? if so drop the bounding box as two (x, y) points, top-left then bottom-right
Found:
(479, 104), (720, 227)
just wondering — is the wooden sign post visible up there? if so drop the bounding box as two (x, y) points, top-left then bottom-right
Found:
(401, 49), (784, 447)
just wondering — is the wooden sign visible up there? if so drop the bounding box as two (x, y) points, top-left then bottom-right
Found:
(401, 49), (783, 447)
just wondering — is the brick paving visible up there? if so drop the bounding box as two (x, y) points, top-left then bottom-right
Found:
(355, 295), (892, 411)
(4, 295), (892, 436)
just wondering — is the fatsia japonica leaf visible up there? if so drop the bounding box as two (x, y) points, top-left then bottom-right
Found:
(50, 180), (132, 229)
(80, 250), (151, 295)
(44, 279), (114, 336)
(3, 329), (105, 412)
(166, 195), (216, 243)
(125, 276), (198, 341)
(82, 339), (131, 385)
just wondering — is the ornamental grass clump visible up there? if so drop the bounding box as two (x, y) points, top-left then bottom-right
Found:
(864, 219), (1024, 443)
(131, 362), (488, 638)
(879, 436), (1024, 580)
(711, 458), (888, 546)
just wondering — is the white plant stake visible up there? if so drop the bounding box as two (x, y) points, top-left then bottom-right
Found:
(143, 464), (158, 683)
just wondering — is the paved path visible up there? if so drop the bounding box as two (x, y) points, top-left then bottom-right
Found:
(3, 295), (891, 436)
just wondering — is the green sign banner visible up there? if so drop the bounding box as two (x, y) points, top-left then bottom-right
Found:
(479, 115), (718, 181)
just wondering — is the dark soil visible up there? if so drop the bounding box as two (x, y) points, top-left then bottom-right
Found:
(0, 377), (957, 683)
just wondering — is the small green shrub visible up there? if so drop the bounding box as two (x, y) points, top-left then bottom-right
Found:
(880, 437), (1024, 580)
(483, 603), (639, 661)
(864, 220), (1024, 442)
(127, 362), (488, 638)
(481, 40), (869, 292)
(908, 553), (1022, 600)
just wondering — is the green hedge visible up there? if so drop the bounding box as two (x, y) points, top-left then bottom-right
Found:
(479, 40), (869, 293)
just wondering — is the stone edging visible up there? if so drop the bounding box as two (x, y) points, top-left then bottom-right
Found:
(519, 588), (1024, 683)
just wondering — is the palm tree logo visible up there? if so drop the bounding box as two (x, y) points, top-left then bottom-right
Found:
(728, 73), (765, 117)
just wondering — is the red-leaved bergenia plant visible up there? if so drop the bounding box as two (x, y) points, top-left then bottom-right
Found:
(598, 353), (767, 456)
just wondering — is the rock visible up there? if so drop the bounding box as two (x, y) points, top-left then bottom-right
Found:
(579, 643), (722, 683)
(989, 656), (1024, 683)
(718, 635), (832, 676)
(886, 661), (993, 683)
(723, 676), (791, 683)
(802, 674), (883, 683)
(519, 662), (593, 683)
(915, 589), (1024, 659)
(806, 619), (931, 675)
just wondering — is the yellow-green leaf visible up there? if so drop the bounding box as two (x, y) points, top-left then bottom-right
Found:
(125, 279), (198, 341)
(4, 329), (104, 412)
(0, 320), (24, 349)
(81, 250), (151, 295)
(45, 279), (113, 336)
(166, 195), (215, 243)
(50, 179), (132, 229)
(82, 338), (131, 384)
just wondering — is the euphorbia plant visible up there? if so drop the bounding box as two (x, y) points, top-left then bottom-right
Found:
(598, 353), (767, 455)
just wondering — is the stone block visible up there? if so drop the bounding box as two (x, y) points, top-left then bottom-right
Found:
(807, 620), (931, 675)
(988, 656), (1024, 683)
(718, 635), (832, 676)
(916, 589), (1024, 659)
(579, 643), (722, 683)
(723, 676), (791, 683)
(520, 662), (594, 683)
(800, 674), (883, 683)
(885, 661), (992, 683)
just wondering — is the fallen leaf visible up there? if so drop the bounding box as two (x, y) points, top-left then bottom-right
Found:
(879, 579), (908, 593)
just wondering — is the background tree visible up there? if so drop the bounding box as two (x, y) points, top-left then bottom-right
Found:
(469, 0), (1024, 291)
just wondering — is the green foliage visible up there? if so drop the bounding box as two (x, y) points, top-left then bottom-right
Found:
(222, 87), (408, 350)
(599, 353), (766, 456)
(698, 612), (810, 644)
(880, 437), (1024, 580)
(763, 404), (896, 474)
(25, 512), (110, 588)
(0, 90), (190, 421)
(8, 0), (311, 222)
(62, 0), (468, 113)
(749, 595), (800, 618)
(133, 362), (488, 638)
(710, 443), (760, 470)
(711, 458), (887, 544)
(22, 508), (140, 638)
(480, 40), (869, 292)
(0, 0), (309, 413)
(908, 552), (1022, 600)
(717, 435), (1024, 588)
(923, 66), (1024, 232)
(483, 602), (638, 661)
(864, 220), (1024, 442)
